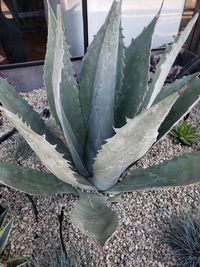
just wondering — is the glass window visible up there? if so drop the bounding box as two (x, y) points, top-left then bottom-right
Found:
(0, 0), (84, 66)
(87, 0), (185, 48)
(185, 0), (196, 9)
(0, 0), (47, 64)
(46, 0), (84, 57)
(180, 0), (197, 30)
(0, 0), (199, 67)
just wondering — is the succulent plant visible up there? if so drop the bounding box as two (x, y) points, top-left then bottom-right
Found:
(170, 120), (200, 145)
(165, 212), (200, 267)
(0, 1), (200, 247)
(0, 209), (27, 266)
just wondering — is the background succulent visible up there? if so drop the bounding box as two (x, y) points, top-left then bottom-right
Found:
(170, 120), (200, 145)
(165, 212), (200, 267)
(0, 0), (199, 247)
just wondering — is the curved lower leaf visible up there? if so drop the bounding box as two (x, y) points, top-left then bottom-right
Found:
(70, 191), (118, 247)
(1, 108), (96, 191)
(0, 161), (79, 195)
(106, 151), (200, 195)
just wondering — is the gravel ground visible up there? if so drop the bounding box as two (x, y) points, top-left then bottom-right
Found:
(0, 88), (200, 267)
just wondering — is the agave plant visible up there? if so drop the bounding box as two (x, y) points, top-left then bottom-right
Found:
(0, 209), (27, 266)
(170, 120), (200, 145)
(0, 1), (200, 247)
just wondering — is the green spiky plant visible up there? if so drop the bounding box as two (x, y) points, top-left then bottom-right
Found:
(0, 209), (27, 266)
(170, 120), (200, 145)
(0, 1), (200, 247)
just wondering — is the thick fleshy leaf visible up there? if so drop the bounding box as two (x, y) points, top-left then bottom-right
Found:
(44, 118), (72, 160)
(0, 78), (70, 159)
(81, 1), (122, 172)
(0, 220), (13, 254)
(0, 161), (79, 195)
(154, 73), (198, 105)
(0, 210), (8, 230)
(106, 151), (200, 195)
(79, 0), (121, 125)
(70, 191), (118, 247)
(116, 10), (160, 127)
(44, 1), (60, 127)
(0, 78), (44, 135)
(114, 26), (126, 124)
(93, 93), (179, 191)
(52, 5), (88, 176)
(143, 13), (199, 109)
(1, 108), (96, 191)
(158, 75), (200, 140)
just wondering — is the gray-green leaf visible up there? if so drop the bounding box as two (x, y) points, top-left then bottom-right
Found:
(116, 10), (160, 127)
(79, 0), (121, 126)
(143, 13), (199, 109)
(80, 1), (122, 172)
(0, 78), (44, 135)
(70, 191), (118, 247)
(153, 73), (198, 105)
(106, 151), (200, 194)
(158, 75), (200, 140)
(0, 78), (69, 159)
(1, 108), (95, 191)
(93, 92), (179, 191)
(44, 1), (61, 127)
(52, 5), (88, 176)
(0, 161), (79, 195)
(114, 26), (126, 125)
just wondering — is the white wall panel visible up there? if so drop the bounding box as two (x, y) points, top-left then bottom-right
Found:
(88, 0), (185, 48)
(44, 0), (84, 57)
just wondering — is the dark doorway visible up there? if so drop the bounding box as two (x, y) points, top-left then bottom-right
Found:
(0, 0), (47, 64)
